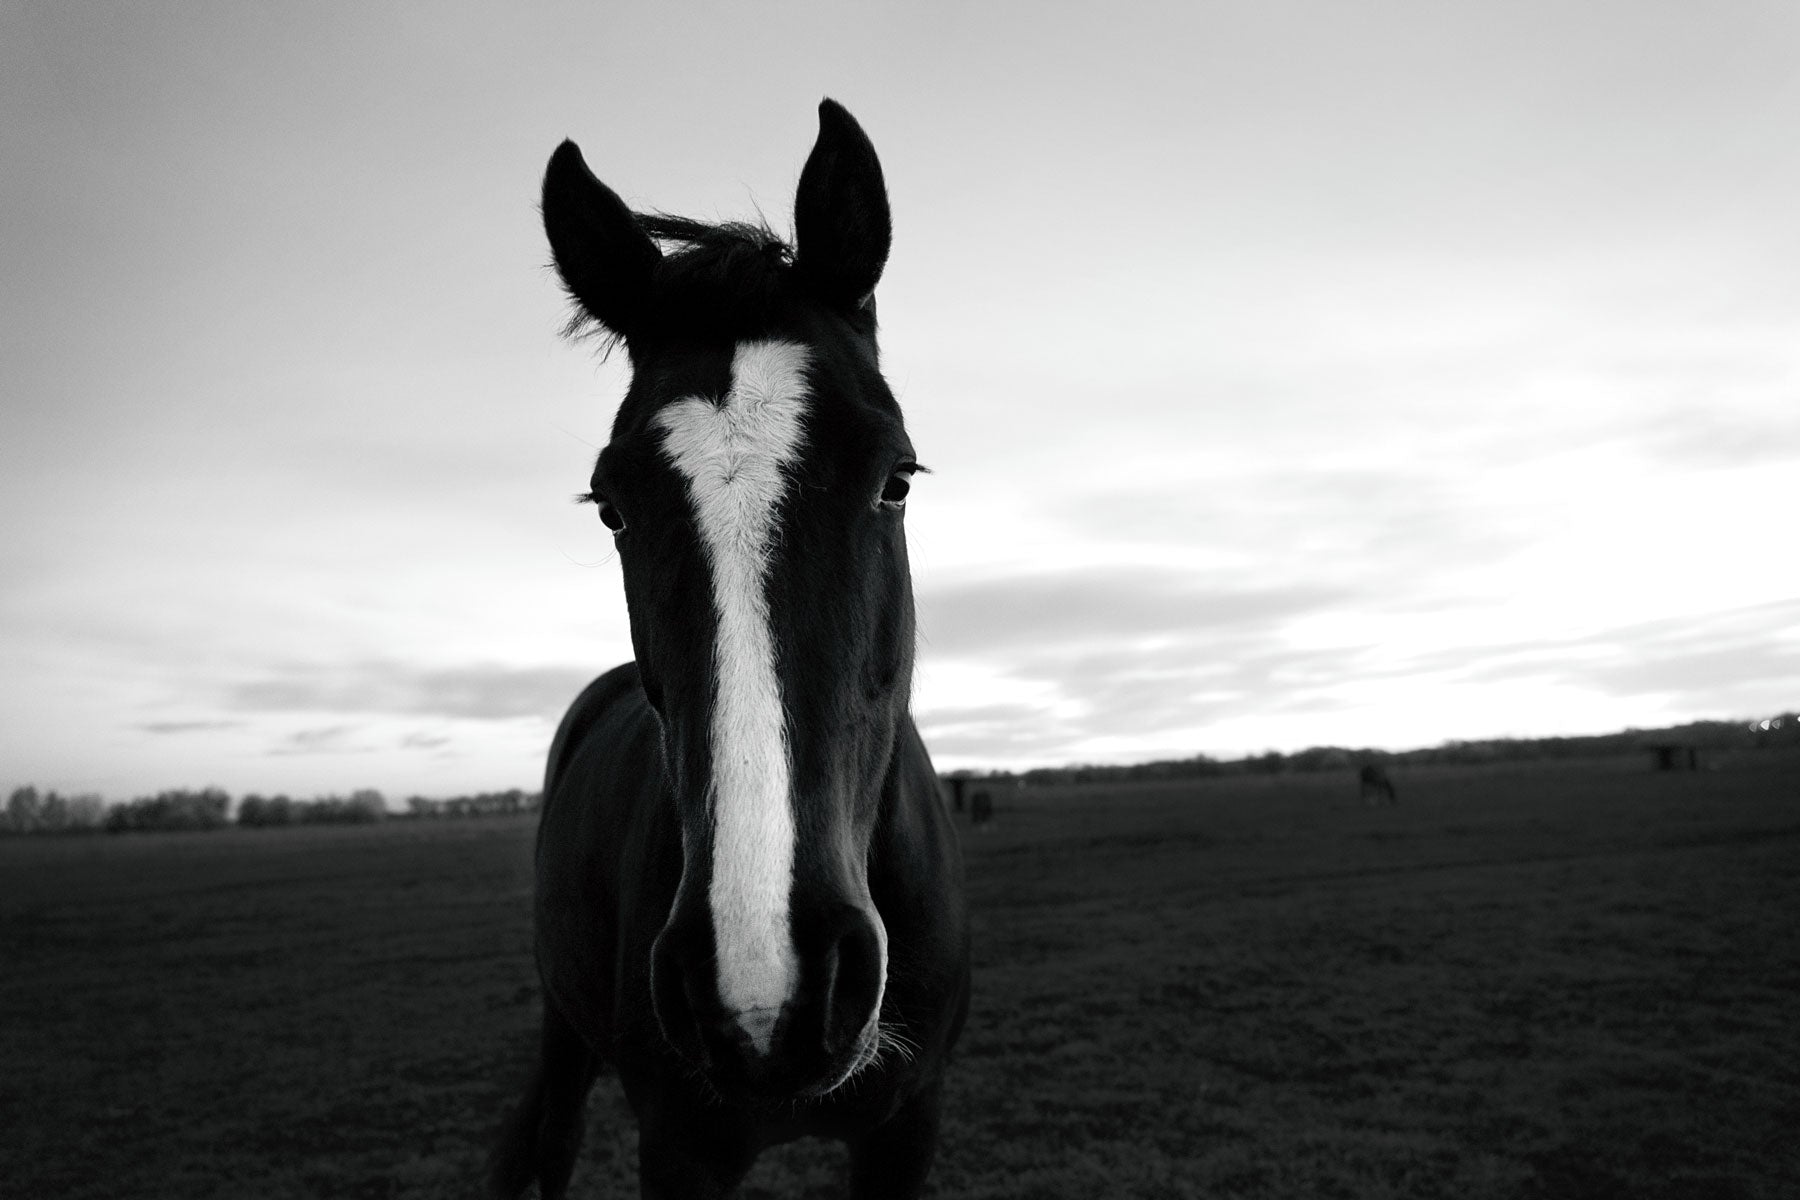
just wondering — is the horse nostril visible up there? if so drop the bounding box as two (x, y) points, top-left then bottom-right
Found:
(821, 916), (885, 1057)
(649, 933), (710, 1067)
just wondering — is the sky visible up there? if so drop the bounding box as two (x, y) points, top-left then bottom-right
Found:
(2, 1), (1796, 800)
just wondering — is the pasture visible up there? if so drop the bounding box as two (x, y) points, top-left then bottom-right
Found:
(2, 752), (1796, 1198)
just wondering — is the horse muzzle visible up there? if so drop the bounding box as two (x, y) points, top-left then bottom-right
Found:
(650, 899), (887, 1103)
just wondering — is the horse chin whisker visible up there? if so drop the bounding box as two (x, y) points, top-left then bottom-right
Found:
(878, 1019), (920, 1064)
(808, 1021), (884, 1102)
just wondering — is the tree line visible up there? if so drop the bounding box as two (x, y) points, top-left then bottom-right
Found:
(1, 785), (543, 836)
(0, 787), (109, 834)
(948, 712), (1800, 789)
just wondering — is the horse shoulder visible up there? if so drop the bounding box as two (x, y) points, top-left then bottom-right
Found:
(536, 664), (678, 1044)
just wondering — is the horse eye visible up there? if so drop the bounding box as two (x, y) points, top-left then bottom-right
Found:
(596, 499), (626, 533)
(878, 469), (913, 510)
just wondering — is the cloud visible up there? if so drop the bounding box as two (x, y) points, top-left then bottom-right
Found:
(915, 701), (1079, 759)
(913, 559), (1800, 767)
(1627, 405), (1800, 470)
(917, 568), (1347, 658)
(917, 722), (1086, 763)
(136, 720), (242, 735)
(228, 661), (598, 722)
(1028, 642), (1367, 730)
(913, 567), (1384, 763)
(1442, 600), (1800, 701)
(1051, 466), (1533, 577)
(915, 567), (1374, 735)
(267, 725), (368, 756)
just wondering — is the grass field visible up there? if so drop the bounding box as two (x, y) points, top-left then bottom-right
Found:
(2, 751), (1797, 1198)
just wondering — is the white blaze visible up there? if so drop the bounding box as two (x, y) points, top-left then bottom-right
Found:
(655, 339), (809, 1054)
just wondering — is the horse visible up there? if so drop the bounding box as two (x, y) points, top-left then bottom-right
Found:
(1358, 762), (1397, 805)
(968, 791), (994, 828)
(487, 100), (971, 1200)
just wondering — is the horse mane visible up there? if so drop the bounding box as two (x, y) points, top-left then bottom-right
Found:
(564, 213), (797, 349)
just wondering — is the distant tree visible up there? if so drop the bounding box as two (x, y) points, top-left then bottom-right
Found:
(1248, 751), (1286, 775)
(6, 785), (44, 833)
(238, 794), (296, 827)
(291, 791), (385, 824)
(37, 792), (70, 831)
(1286, 746), (1353, 772)
(392, 789), (544, 819)
(347, 789), (387, 821)
(106, 788), (230, 833)
(63, 794), (106, 832)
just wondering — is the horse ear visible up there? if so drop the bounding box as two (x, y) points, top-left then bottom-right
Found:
(542, 140), (661, 339)
(793, 99), (891, 312)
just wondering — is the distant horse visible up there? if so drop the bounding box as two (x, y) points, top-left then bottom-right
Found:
(1359, 763), (1397, 805)
(946, 776), (967, 813)
(969, 791), (994, 827)
(487, 101), (971, 1200)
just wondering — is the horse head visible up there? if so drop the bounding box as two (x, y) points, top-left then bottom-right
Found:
(541, 101), (918, 1101)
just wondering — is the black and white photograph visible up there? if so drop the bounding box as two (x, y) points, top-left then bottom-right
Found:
(3, 3), (1796, 1197)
